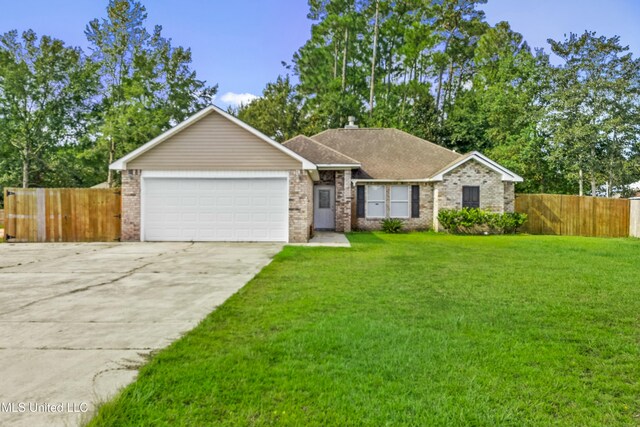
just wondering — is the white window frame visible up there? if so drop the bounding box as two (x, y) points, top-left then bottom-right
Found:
(366, 185), (386, 219)
(390, 185), (410, 219)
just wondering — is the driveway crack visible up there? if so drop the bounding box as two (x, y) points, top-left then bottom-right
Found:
(0, 244), (118, 271)
(0, 261), (157, 317)
(0, 242), (196, 318)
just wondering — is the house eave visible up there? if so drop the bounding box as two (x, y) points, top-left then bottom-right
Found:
(429, 151), (524, 183)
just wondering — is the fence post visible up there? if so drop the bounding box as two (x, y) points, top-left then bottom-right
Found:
(630, 199), (640, 238)
(36, 188), (46, 242)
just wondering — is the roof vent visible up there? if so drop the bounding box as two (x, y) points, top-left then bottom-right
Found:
(345, 116), (358, 129)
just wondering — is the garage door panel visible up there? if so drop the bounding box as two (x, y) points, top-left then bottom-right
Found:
(143, 177), (287, 242)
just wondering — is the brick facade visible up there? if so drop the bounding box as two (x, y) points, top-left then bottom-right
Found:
(310, 170), (351, 232)
(317, 170), (335, 185)
(349, 160), (512, 232)
(288, 170), (314, 243)
(335, 170), (352, 232)
(351, 182), (434, 231)
(504, 182), (515, 212)
(121, 169), (141, 241)
(119, 160), (513, 242)
(437, 160), (505, 212)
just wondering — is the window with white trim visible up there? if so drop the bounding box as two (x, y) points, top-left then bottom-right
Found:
(366, 185), (385, 218)
(390, 186), (410, 218)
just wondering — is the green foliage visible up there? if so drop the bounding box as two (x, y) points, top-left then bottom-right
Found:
(491, 211), (528, 234)
(437, 208), (527, 234)
(544, 31), (640, 196)
(380, 217), (403, 233)
(1, 0), (639, 199)
(0, 30), (100, 189)
(0, 0), (218, 193)
(85, 0), (217, 186)
(236, 75), (303, 142)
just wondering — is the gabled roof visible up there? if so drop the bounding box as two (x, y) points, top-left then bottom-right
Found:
(283, 135), (360, 167)
(310, 128), (461, 179)
(110, 105), (316, 171)
(430, 151), (524, 182)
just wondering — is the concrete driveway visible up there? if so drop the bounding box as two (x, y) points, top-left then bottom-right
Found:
(0, 242), (282, 427)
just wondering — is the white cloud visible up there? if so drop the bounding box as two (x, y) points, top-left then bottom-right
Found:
(219, 92), (259, 107)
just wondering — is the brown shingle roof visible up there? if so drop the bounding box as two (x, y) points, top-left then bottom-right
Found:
(282, 135), (360, 166)
(309, 128), (461, 179)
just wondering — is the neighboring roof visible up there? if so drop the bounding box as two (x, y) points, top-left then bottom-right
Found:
(283, 135), (361, 167)
(110, 105), (316, 171)
(310, 128), (461, 180)
(430, 151), (524, 182)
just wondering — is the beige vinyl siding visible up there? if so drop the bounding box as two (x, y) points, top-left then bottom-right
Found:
(128, 112), (302, 170)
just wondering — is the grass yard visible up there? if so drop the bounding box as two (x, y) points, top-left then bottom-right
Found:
(88, 233), (640, 426)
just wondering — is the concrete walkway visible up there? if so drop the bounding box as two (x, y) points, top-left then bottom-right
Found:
(0, 242), (282, 427)
(289, 232), (351, 247)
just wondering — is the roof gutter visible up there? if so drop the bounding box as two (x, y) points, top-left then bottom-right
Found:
(317, 164), (361, 170)
(351, 178), (436, 185)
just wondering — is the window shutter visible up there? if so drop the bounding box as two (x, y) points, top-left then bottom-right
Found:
(356, 186), (365, 218)
(411, 185), (420, 218)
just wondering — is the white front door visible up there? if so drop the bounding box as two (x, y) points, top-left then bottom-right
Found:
(314, 185), (335, 230)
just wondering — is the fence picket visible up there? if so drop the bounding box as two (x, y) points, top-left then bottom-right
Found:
(4, 188), (121, 242)
(516, 194), (630, 238)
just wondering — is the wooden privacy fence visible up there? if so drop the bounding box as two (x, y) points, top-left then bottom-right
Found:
(515, 194), (630, 238)
(3, 188), (121, 242)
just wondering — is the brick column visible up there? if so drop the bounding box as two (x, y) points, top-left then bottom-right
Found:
(121, 169), (141, 241)
(334, 170), (352, 232)
(289, 170), (313, 243)
(503, 182), (515, 212)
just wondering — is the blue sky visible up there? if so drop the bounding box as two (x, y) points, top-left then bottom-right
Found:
(1, 0), (638, 109)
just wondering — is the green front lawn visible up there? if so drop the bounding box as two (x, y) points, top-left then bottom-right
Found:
(88, 233), (640, 426)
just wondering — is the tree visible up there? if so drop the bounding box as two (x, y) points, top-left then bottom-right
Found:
(236, 75), (304, 142)
(86, 0), (216, 186)
(0, 30), (98, 188)
(546, 32), (640, 196)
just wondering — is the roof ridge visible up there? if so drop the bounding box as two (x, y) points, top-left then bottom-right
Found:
(306, 136), (361, 164)
(283, 134), (361, 165)
(389, 128), (460, 157)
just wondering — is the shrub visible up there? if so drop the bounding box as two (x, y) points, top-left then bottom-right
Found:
(437, 208), (527, 235)
(493, 212), (528, 234)
(381, 218), (404, 233)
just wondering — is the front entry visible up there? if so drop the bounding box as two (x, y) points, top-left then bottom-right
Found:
(314, 185), (335, 230)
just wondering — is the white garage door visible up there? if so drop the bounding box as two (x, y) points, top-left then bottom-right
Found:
(142, 178), (288, 242)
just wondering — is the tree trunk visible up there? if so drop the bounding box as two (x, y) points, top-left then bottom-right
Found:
(590, 173), (597, 196)
(107, 137), (116, 188)
(578, 168), (583, 196)
(435, 33), (454, 114)
(333, 35), (338, 79)
(369, 0), (380, 116)
(443, 59), (455, 115)
(21, 146), (30, 189)
(341, 27), (349, 93)
(435, 67), (445, 112)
